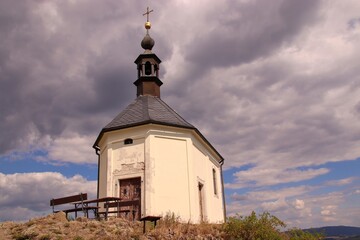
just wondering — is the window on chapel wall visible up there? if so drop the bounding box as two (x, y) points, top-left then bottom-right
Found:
(212, 168), (217, 195)
(124, 138), (133, 145)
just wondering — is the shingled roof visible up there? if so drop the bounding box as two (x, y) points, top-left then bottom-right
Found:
(103, 95), (194, 130)
(93, 96), (223, 162)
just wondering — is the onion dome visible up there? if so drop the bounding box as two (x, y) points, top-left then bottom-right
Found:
(141, 33), (155, 51)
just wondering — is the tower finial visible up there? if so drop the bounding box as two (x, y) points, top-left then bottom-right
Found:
(141, 6), (155, 52)
(143, 7), (154, 31)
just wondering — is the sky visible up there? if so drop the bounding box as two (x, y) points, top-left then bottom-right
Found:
(0, 0), (359, 229)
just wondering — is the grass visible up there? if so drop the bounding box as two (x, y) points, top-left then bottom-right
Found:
(13, 232), (38, 240)
(0, 211), (324, 240)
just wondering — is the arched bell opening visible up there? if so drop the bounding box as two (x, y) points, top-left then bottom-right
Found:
(145, 61), (152, 75)
(137, 64), (142, 78)
(154, 64), (159, 77)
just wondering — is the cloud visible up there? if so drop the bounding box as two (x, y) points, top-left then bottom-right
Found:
(185, 0), (321, 69)
(230, 186), (313, 202)
(1, 0), (360, 228)
(46, 133), (97, 164)
(1, 0), (359, 172)
(0, 172), (96, 221)
(321, 205), (337, 217)
(227, 167), (329, 188)
(325, 177), (357, 187)
(226, 183), (360, 228)
(261, 198), (288, 212)
(321, 205), (338, 222)
(293, 199), (305, 210)
(0, 0), (145, 161)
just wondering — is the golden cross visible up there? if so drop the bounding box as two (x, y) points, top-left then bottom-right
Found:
(143, 7), (154, 22)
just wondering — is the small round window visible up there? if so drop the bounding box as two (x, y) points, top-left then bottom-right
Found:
(124, 138), (133, 145)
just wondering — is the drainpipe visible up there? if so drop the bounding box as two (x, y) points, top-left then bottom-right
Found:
(95, 146), (100, 200)
(219, 159), (227, 222)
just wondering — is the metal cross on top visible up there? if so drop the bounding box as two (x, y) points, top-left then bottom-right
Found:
(143, 7), (153, 22)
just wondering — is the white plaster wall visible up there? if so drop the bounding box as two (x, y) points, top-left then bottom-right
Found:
(112, 140), (144, 169)
(111, 138), (145, 197)
(144, 130), (151, 217)
(147, 135), (191, 220)
(191, 142), (225, 223)
(98, 126), (148, 199)
(98, 147), (108, 199)
(97, 124), (225, 223)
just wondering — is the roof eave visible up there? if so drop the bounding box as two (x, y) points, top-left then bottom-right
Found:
(93, 121), (224, 163)
(93, 120), (195, 148)
(193, 128), (224, 163)
(134, 53), (162, 64)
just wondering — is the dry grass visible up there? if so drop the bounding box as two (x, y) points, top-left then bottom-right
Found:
(0, 212), (223, 240)
(0, 212), (323, 239)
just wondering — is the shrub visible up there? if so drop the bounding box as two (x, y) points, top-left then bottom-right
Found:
(287, 228), (323, 240)
(224, 211), (286, 240)
(224, 211), (323, 240)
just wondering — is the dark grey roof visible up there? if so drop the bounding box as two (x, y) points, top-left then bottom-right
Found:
(104, 95), (195, 130)
(94, 95), (224, 162)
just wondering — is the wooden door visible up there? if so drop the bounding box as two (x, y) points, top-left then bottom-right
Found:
(119, 177), (141, 220)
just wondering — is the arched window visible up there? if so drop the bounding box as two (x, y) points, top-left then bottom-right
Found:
(137, 64), (142, 78)
(154, 64), (158, 77)
(145, 61), (152, 75)
(124, 138), (133, 145)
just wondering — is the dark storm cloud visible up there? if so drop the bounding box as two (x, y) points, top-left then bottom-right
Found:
(0, 1), (160, 155)
(164, 0), (322, 106)
(186, 0), (320, 69)
(0, 0), (357, 172)
(0, 3), (43, 147)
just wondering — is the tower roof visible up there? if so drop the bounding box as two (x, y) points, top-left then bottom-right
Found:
(93, 95), (224, 162)
(104, 95), (195, 130)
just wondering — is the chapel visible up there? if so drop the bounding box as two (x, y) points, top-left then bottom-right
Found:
(93, 8), (226, 223)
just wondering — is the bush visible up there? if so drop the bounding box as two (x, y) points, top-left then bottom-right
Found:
(287, 228), (323, 240)
(224, 211), (286, 240)
(224, 211), (323, 240)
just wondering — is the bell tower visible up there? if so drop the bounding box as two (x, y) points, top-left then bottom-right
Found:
(133, 7), (163, 98)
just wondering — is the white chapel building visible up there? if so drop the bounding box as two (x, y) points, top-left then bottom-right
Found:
(93, 13), (226, 223)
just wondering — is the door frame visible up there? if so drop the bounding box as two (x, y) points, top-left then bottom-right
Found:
(118, 176), (142, 220)
(198, 181), (206, 222)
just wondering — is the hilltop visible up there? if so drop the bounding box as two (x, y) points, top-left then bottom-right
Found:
(0, 212), (223, 240)
(0, 211), (332, 240)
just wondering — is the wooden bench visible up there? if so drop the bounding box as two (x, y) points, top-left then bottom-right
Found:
(97, 209), (132, 219)
(50, 193), (98, 219)
(99, 201), (137, 220)
(140, 216), (162, 233)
